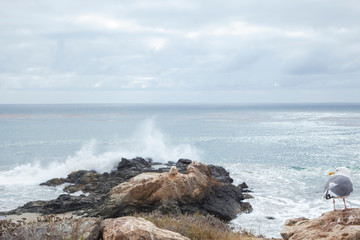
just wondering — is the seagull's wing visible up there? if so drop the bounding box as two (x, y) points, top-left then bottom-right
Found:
(323, 175), (353, 199)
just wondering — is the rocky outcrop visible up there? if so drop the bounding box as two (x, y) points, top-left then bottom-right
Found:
(39, 157), (234, 195)
(3, 158), (251, 221)
(97, 161), (251, 221)
(4, 194), (103, 216)
(0, 217), (101, 240)
(281, 208), (360, 240)
(101, 216), (189, 240)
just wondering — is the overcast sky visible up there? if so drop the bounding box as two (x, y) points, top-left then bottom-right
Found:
(1, 0), (360, 104)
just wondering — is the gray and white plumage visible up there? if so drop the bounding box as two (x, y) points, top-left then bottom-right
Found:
(323, 175), (353, 199)
(323, 166), (353, 210)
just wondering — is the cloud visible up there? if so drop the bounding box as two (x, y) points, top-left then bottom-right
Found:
(75, 14), (141, 31)
(0, 0), (360, 103)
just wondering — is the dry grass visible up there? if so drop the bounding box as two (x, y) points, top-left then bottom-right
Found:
(135, 211), (262, 240)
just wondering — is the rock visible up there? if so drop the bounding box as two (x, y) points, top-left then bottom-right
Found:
(6, 194), (103, 216)
(117, 157), (152, 173)
(243, 193), (254, 199)
(175, 159), (192, 173)
(98, 161), (212, 217)
(209, 165), (233, 184)
(97, 161), (249, 221)
(101, 216), (189, 240)
(281, 208), (360, 240)
(67, 170), (90, 183)
(201, 184), (251, 220)
(237, 182), (253, 192)
(177, 158), (192, 165)
(40, 178), (65, 187)
(238, 182), (249, 189)
(1, 217), (101, 240)
(63, 184), (85, 193)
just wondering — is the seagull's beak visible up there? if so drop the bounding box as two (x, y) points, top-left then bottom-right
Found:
(329, 172), (335, 175)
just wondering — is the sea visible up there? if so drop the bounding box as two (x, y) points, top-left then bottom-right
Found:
(0, 103), (360, 238)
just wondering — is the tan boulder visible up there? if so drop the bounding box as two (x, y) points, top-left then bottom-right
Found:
(281, 208), (360, 240)
(100, 162), (214, 216)
(101, 216), (189, 240)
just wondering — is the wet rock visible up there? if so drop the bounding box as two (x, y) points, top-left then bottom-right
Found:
(39, 178), (65, 187)
(177, 159), (192, 165)
(117, 157), (152, 169)
(209, 165), (233, 184)
(175, 158), (192, 173)
(101, 216), (189, 240)
(237, 182), (253, 192)
(6, 194), (103, 216)
(67, 170), (90, 183)
(281, 208), (360, 240)
(1, 217), (101, 240)
(238, 182), (249, 189)
(63, 184), (84, 193)
(240, 202), (253, 213)
(243, 193), (254, 199)
(201, 184), (250, 220)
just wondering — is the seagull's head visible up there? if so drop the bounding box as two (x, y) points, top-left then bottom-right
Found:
(329, 166), (350, 177)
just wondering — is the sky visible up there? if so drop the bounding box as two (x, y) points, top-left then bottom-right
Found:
(1, 0), (360, 104)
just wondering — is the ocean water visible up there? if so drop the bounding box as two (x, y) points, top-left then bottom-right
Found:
(1, 103), (360, 237)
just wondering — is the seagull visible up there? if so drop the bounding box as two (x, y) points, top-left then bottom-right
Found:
(323, 166), (353, 211)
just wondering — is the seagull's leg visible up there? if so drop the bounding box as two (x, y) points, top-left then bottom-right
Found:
(333, 199), (336, 211)
(343, 198), (347, 210)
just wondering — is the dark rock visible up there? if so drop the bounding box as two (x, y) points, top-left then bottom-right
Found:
(5, 194), (104, 216)
(40, 178), (66, 187)
(238, 182), (249, 189)
(200, 185), (245, 221)
(67, 170), (89, 183)
(63, 184), (85, 193)
(165, 161), (176, 166)
(237, 182), (253, 192)
(41, 194), (98, 214)
(177, 158), (192, 165)
(209, 165), (233, 184)
(240, 202), (253, 213)
(157, 200), (182, 215)
(5, 200), (48, 215)
(175, 159), (192, 173)
(117, 157), (152, 171)
(151, 161), (163, 166)
(116, 157), (155, 180)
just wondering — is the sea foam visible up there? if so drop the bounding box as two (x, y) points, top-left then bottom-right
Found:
(0, 119), (200, 186)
